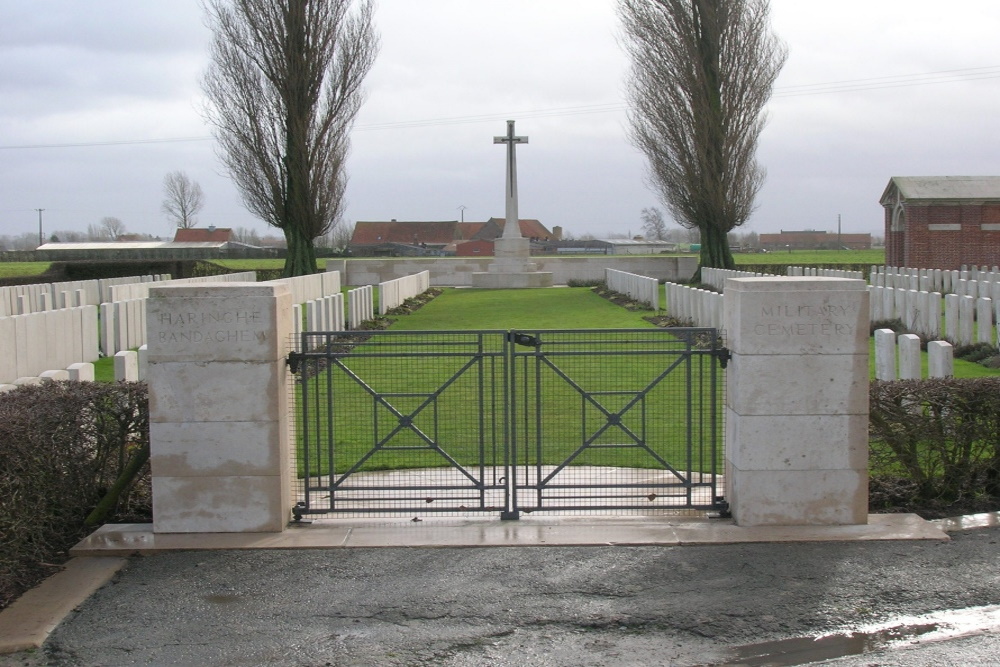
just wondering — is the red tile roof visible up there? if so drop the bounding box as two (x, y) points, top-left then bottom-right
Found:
(173, 227), (233, 243)
(351, 221), (460, 246)
(487, 218), (553, 240)
(350, 219), (554, 246)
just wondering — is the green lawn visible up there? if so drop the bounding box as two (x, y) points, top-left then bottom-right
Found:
(0, 262), (51, 278)
(206, 259), (292, 272)
(296, 289), (718, 477)
(390, 287), (659, 330)
(734, 249), (884, 266)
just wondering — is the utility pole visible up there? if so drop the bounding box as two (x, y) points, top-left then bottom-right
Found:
(35, 208), (44, 247)
(837, 213), (842, 251)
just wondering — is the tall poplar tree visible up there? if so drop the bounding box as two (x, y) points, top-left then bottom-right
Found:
(203, 0), (379, 276)
(619, 0), (786, 279)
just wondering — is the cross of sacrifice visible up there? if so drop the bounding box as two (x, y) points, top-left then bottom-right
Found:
(494, 120), (528, 240)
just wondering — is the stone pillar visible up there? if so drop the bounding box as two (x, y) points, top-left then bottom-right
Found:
(724, 277), (869, 526)
(147, 283), (293, 533)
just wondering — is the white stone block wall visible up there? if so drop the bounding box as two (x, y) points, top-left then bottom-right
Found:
(605, 269), (659, 311)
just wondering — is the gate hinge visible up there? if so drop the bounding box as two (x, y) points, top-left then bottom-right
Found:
(710, 497), (731, 519)
(713, 347), (732, 369)
(286, 350), (305, 375)
(507, 332), (540, 347)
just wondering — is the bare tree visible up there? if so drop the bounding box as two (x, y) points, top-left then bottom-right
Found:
(161, 171), (205, 229)
(202, 0), (379, 277)
(231, 226), (263, 246)
(640, 207), (668, 240)
(619, 0), (786, 278)
(323, 219), (355, 250)
(100, 217), (126, 241)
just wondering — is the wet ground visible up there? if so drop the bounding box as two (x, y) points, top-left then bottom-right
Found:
(3, 524), (999, 666)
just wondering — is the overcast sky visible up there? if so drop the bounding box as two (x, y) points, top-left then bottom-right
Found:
(2, 1), (999, 243)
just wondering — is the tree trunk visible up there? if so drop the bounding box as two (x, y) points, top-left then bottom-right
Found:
(693, 222), (735, 283)
(84, 442), (149, 528)
(283, 225), (318, 277)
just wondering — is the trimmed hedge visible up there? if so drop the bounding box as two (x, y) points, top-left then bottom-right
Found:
(869, 378), (1000, 506)
(0, 382), (150, 609)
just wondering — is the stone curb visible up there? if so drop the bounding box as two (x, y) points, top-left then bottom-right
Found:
(0, 557), (127, 655)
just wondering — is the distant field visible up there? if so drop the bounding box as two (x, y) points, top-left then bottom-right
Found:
(0, 262), (51, 278)
(208, 259), (293, 271)
(734, 249), (884, 266)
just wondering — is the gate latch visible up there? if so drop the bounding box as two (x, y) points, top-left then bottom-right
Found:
(508, 333), (540, 347)
(713, 347), (732, 369)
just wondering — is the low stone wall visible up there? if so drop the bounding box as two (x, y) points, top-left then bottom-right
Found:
(327, 256), (698, 287)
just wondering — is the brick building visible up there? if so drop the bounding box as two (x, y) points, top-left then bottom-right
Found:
(881, 176), (1000, 269)
(759, 230), (871, 251)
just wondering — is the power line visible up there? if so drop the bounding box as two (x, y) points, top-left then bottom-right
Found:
(1, 64), (997, 149)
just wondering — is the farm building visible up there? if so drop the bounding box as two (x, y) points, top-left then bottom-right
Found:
(759, 230), (871, 251)
(881, 176), (1000, 270)
(349, 218), (554, 256)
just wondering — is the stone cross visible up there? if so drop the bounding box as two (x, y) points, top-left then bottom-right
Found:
(494, 120), (528, 239)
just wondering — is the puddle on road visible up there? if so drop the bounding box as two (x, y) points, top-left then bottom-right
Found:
(709, 605), (1000, 666)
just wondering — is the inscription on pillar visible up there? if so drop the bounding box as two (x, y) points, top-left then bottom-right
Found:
(155, 310), (267, 344)
(753, 303), (858, 339)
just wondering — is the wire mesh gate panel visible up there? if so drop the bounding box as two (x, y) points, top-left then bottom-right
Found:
(291, 330), (509, 519)
(289, 328), (725, 519)
(506, 328), (724, 518)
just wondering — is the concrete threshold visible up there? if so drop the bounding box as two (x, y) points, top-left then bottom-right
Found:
(70, 513), (948, 557)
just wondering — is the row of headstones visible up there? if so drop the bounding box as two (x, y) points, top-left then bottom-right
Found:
(292, 293), (347, 352)
(348, 285), (374, 329)
(871, 265), (1000, 295)
(605, 268), (660, 310)
(869, 285), (996, 347)
(102, 272), (342, 355)
(700, 267), (769, 291)
(787, 266), (865, 280)
(0, 274), (171, 316)
(379, 271), (431, 315)
(107, 272), (257, 302)
(664, 281), (723, 329)
(0, 305), (101, 385)
(0, 347), (148, 393)
(873, 329), (954, 380)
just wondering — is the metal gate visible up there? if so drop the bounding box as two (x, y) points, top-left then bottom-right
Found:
(288, 328), (727, 520)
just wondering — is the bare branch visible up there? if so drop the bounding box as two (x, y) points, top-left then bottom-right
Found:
(99, 217), (126, 241)
(161, 171), (205, 229)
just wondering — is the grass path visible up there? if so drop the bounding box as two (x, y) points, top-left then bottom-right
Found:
(389, 287), (659, 330)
